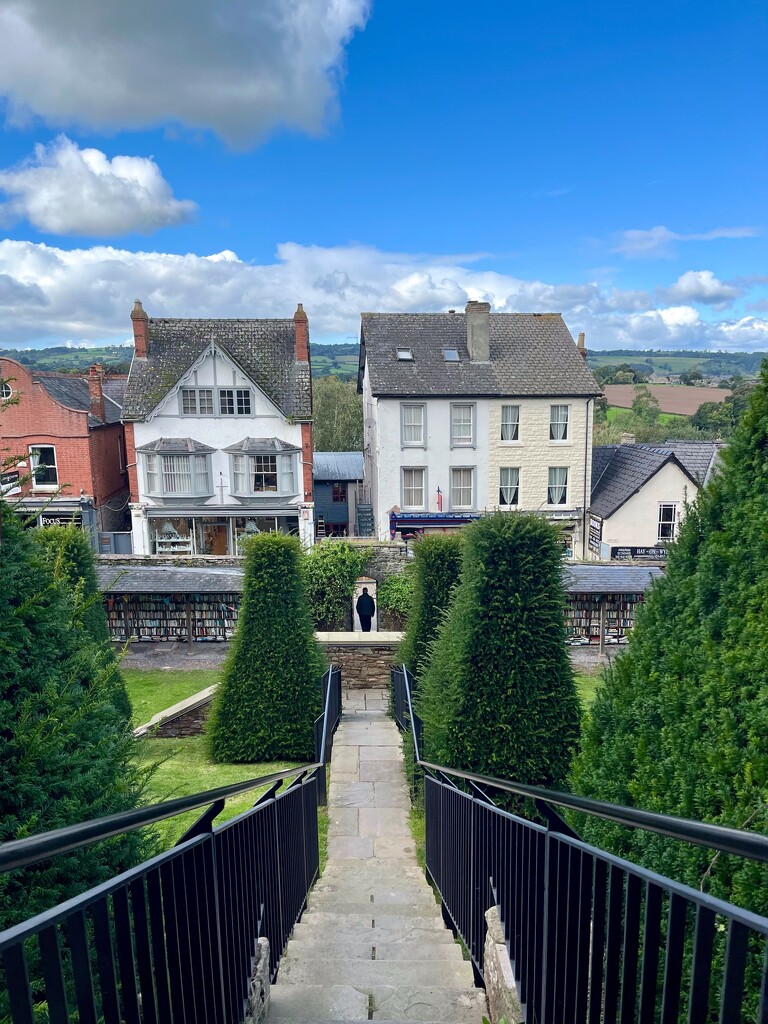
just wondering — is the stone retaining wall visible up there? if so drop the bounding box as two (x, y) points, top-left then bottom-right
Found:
(153, 701), (212, 738)
(320, 640), (399, 689)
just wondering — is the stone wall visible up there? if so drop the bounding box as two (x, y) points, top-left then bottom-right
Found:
(152, 700), (212, 737)
(320, 640), (399, 689)
(483, 906), (523, 1024)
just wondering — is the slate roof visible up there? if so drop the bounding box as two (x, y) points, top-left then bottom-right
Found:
(123, 317), (311, 421)
(313, 452), (364, 481)
(135, 437), (215, 453)
(36, 372), (125, 427)
(223, 437), (301, 454)
(591, 441), (724, 519)
(97, 561), (660, 596)
(360, 312), (601, 398)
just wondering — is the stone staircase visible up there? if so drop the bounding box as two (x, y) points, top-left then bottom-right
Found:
(267, 688), (487, 1023)
(355, 503), (375, 537)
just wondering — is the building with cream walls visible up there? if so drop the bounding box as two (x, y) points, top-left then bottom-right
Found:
(122, 302), (315, 555)
(589, 440), (724, 560)
(357, 302), (601, 558)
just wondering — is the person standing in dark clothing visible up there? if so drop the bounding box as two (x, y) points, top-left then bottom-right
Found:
(356, 587), (375, 632)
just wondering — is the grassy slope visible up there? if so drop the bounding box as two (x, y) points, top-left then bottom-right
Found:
(135, 736), (299, 847)
(606, 406), (687, 426)
(124, 668), (219, 727)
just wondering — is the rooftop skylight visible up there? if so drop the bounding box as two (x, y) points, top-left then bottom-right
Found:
(396, 348), (413, 361)
(443, 349), (460, 362)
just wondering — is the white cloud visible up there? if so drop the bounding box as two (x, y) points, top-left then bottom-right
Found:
(660, 270), (742, 307)
(0, 136), (196, 236)
(614, 225), (758, 258)
(0, 0), (369, 146)
(0, 239), (766, 354)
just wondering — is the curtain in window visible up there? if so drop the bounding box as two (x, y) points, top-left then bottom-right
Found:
(233, 454), (246, 493)
(547, 467), (568, 504)
(403, 468), (424, 507)
(194, 455), (210, 492)
(451, 405), (473, 444)
(402, 406), (423, 444)
(145, 454), (158, 492)
(499, 467), (519, 505)
(501, 405), (519, 441)
(550, 405), (569, 440)
(280, 455), (295, 493)
(162, 455), (192, 493)
(451, 468), (473, 508)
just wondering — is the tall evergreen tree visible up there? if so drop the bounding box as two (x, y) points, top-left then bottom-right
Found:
(572, 365), (768, 917)
(418, 513), (580, 786)
(0, 506), (152, 932)
(37, 524), (131, 720)
(398, 534), (463, 681)
(209, 533), (325, 762)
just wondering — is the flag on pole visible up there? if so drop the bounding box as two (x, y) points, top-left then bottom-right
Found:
(437, 486), (443, 512)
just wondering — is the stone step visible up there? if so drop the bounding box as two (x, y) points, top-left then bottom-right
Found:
(267, 984), (367, 1021)
(290, 921), (456, 947)
(283, 937), (465, 962)
(308, 898), (440, 916)
(276, 957), (475, 989)
(370, 985), (487, 1022)
(268, 987), (487, 1023)
(309, 889), (437, 908)
(296, 911), (446, 932)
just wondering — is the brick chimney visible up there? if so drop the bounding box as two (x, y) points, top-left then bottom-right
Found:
(88, 363), (105, 422)
(620, 432), (636, 445)
(465, 300), (490, 361)
(131, 299), (149, 357)
(577, 331), (587, 361)
(294, 302), (309, 361)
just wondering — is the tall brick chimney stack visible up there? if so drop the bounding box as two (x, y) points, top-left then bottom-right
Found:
(88, 363), (106, 422)
(465, 300), (491, 361)
(577, 331), (587, 361)
(131, 299), (149, 357)
(294, 302), (309, 361)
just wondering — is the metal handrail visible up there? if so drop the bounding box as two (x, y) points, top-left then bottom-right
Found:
(395, 665), (768, 865)
(0, 764), (316, 874)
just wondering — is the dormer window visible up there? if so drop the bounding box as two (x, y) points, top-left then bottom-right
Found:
(396, 348), (413, 361)
(443, 349), (460, 362)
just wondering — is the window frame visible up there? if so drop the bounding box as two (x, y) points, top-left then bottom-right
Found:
(450, 466), (475, 511)
(142, 451), (214, 499)
(499, 466), (520, 507)
(549, 404), (570, 443)
(450, 402), (475, 448)
(332, 482), (347, 503)
(547, 466), (569, 506)
(400, 403), (426, 448)
(179, 387), (215, 417)
(401, 467), (427, 511)
(500, 404), (520, 443)
(29, 444), (58, 490)
(229, 452), (298, 498)
(657, 502), (678, 542)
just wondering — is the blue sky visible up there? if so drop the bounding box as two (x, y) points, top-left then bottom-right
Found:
(0, 0), (765, 350)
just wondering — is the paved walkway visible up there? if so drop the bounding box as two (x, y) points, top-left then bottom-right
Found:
(268, 687), (487, 1023)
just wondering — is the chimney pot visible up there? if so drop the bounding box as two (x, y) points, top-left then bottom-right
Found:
(88, 363), (105, 422)
(620, 432), (636, 445)
(465, 300), (491, 361)
(131, 299), (149, 357)
(577, 331), (587, 361)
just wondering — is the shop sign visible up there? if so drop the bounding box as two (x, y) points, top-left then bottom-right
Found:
(39, 511), (82, 528)
(611, 545), (668, 561)
(588, 516), (603, 554)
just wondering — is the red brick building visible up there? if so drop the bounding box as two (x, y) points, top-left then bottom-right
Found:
(0, 358), (130, 541)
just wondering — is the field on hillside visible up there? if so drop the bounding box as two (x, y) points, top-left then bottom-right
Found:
(603, 384), (731, 416)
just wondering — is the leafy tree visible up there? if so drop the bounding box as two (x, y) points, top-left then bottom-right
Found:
(302, 540), (370, 630)
(417, 514), (580, 786)
(312, 376), (364, 451)
(0, 505), (152, 933)
(377, 569), (414, 630)
(209, 533), (325, 762)
(398, 534), (463, 681)
(630, 384), (661, 422)
(572, 364), (768, 921)
(36, 525), (131, 720)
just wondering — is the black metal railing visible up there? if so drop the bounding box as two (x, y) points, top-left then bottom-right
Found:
(392, 664), (768, 1023)
(313, 664), (343, 806)
(0, 667), (344, 1023)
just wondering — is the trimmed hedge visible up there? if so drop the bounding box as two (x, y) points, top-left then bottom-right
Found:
(398, 534), (463, 680)
(209, 532), (325, 762)
(418, 513), (580, 788)
(302, 541), (370, 630)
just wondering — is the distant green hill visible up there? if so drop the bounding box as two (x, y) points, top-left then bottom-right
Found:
(587, 349), (765, 377)
(1, 342), (360, 379)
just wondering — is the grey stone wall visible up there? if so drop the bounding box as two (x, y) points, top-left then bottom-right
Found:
(483, 906), (523, 1024)
(153, 700), (212, 737)
(321, 641), (399, 689)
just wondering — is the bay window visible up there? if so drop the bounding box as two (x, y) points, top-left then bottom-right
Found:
(230, 452), (297, 497)
(143, 451), (213, 498)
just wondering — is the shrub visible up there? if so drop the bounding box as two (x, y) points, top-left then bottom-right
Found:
(398, 534), (463, 680)
(209, 532), (325, 762)
(417, 513), (580, 788)
(0, 505), (153, 933)
(36, 524), (131, 720)
(377, 570), (414, 630)
(302, 540), (370, 630)
(572, 365), (768, 924)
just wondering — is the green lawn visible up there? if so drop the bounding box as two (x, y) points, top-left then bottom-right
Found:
(606, 405), (687, 425)
(576, 670), (604, 707)
(134, 735), (299, 847)
(124, 668), (219, 727)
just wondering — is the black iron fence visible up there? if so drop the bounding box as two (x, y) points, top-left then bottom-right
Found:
(314, 664), (342, 805)
(393, 665), (768, 1023)
(0, 667), (343, 1023)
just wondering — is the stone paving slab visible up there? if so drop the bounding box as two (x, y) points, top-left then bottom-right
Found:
(359, 745), (403, 761)
(278, 958), (473, 989)
(371, 986), (487, 1022)
(358, 807), (411, 838)
(290, 922), (456, 946)
(327, 782), (376, 807)
(284, 939), (464, 962)
(268, 984), (368, 1020)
